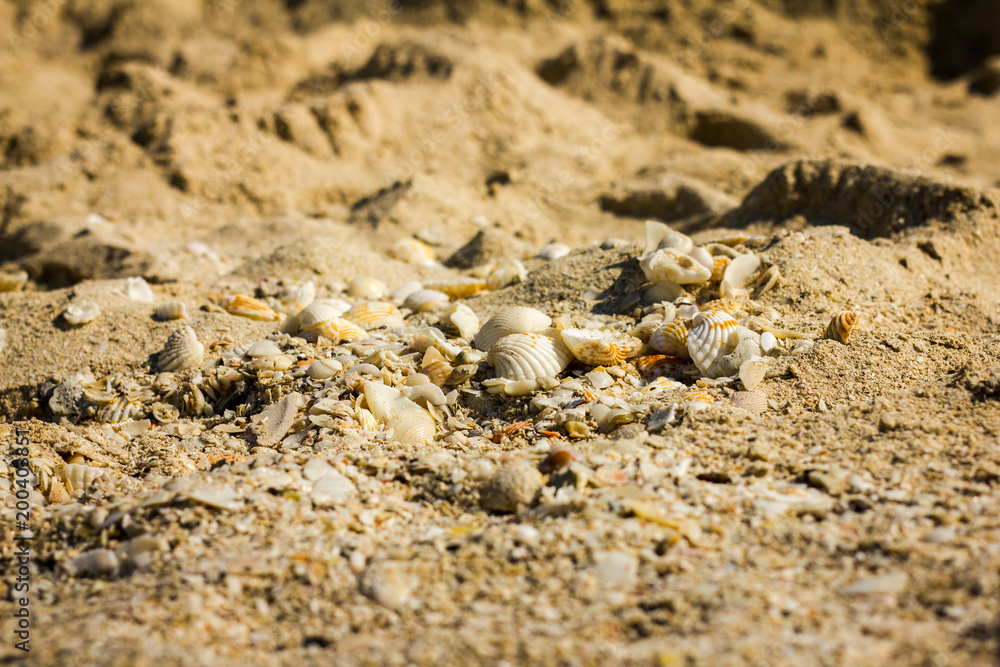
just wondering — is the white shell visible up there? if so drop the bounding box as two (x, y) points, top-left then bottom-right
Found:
(386, 408), (437, 445)
(126, 276), (154, 303)
(488, 333), (573, 381)
(738, 355), (769, 390)
(559, 328), (642, 366)
(306, 358), (342, 379)
(759, 331), (778, 353)
(486, 259), (528, 290)
(155, 300), (188, 320)
(441, 303), (480, 340)
(403, 382), (448, 407)
(474, 307), (552, 351)
(348, 276), (388, 300)
(247, 340), (281, 358)
(281, 281), (315, 313)
(640, 249), (712, 285)
(688, 246), (714, 271)
(732, 390), (768, 414)
(345, 302), (404, 329)
(642, 221), (693, 258)
(643, 281), (687, 304)
(158, 326), (204, 371)
(0, 328), (6, 356)
(298, 303), (366, 344)
(59, 463), (109, 492)
(538, 242), (571, 260)
(391, 238), (437, 265)
(403, 289), (450, 312)
(63, 301), (101, 326)
(687, 311), (740, 378)
(722, 252), (761, 288)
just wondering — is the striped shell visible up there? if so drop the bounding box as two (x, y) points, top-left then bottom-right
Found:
(158, 326), (204, 371)
(345, 302), (404, 329)
(474, 306), (552, 352)
(0, 270), (28, 292)
(687, 311), (740, 377)
(827, 311), (860, 344)
(281, 281), (316, 313)
(649, 320), (690, 358)
(386, 408), (437, 446)
(59, 463), (109, 491)
(221, 295), (279, 321)
(298, 303), (366, 344)
(640, 249), (712, 285)
(155, 300), (187, 320)
(634, 354), (686, 380)
(421, 347), (453, 387)
(732, 390), (768, 414)
(559, 328), (642, 366)
(710, 256), (730, 282)
(488, 333), (573, 381)
(700, 299), (744, 317)
(681, 388), (714, 411)
(423, 277), (489, 299)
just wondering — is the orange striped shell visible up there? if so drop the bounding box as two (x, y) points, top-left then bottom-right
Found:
(221, 295), (279, 321)
(826, 311), (860, 344)
(423, 277), (489, 299)
(345, 302), (404, 330)
(634, 354), (686, 380)
(559, 328), (642, 366)
(710, 255), (730, 282)
(648, 320), (689, 358)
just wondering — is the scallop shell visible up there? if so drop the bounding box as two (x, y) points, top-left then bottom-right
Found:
(345, 302), (404, 329)
(687, 311), (741, 377)
(386, 408), (437, 445)
(634, 354), (686, 380)
(486, 260), (528, 290)
(347, 276), (388, 299)
(560, 328), (642, 366)
(700, 299), (744, 317)
(474, 306), (552, 352)
(221, 295), (279, 321)
(642, 220), (693, 258)
(827, 311), (860, 344)
(754, 265), (780, 297)
(649, 320), (690, 358)
(732, 390), (768, 414)
(681, 388), (714, 411)
(488, 333), (573, 381)
(158, 326), (204, 371)
(710, 256), (730, 282)
(391, 238), (437, 265)
(640, 249), (712, 285)
(63, 301), (101, 326)
(738, 356), (769, 390)
(423, 277), (489, 299)
(0, 270), (28, 292)
(155, 300), (188, 320)
(281, 281), (316, 313)
(298, 303), (366, 344)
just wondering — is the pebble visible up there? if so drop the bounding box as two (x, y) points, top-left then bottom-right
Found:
(358, 561), (418, 610)
(311, 471), (358, 507)
(480, 460), (544, 513)
(840, 571), (909, 596)
(66, 549), (120, 578)
(185, 486), (242, 510)
(590, 550), (638, 590)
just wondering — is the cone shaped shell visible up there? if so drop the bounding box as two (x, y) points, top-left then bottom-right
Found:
(158, 326), (204, 372)
(345, 302), (404, 329)
(649, 320), (690, 358)
(488, 333), (573, 381)
(559, 328), (641, 366)
(474, 307), (552, 351)
(221, 295), (279, 321)
(827, 311), (860, 343)
(687, 311), (740, 377)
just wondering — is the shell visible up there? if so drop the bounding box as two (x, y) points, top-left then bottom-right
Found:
(356, 407), (379, 431)
(0, 270), (28, 292)
(732, 390), (768, 414)
(403, 289), (450, 312)
(634, 354), (686, 380)
(486, 260), (528, 290)
(221, 295), (279, 321)
(423, 277), (489, 299)
(345, 302), (404, 329)
(643, 281), (687, 304)
(348, 276), (388, 300)
(649, 320), (690, 358)
(298, 303), (366, 343)
(827, 311), (860, 344)
(474, 306), (552, 352)
(738, 356), (769, 390)
(386, 409), (437, 446)
(681, 388), (714, 411)
(754, 265), (780, 297)
(722, 252), (761, 289)
(59, 463), (109, 492)
(760, 331), (779, 354)
(126, 276), (154, 303)
(158, 326), (204, 371)
(538, 242), (571, 260)
(440, 303), (480, 339)
(421, 347), (454, 386)
(391, 238), (437, 265)
(689, 246), (714, 271)
(640, 249), (712, 285)
(700, 299), (744, 317)
(642, 221), (693, 258)
(687, 311), (741, 377)
(559, 328), (642, 366)
(488, 333), (573, 381)
(0, 328), (6, 356)
(63, 301), (101, 326)
(155, 300), (188, 320)
(710, 256), (730, 282)
(281, 281), (316, 313)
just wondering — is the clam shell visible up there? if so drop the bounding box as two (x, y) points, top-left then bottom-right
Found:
(486, 260), (527, 290)
(474, 306), (552, 352)
(403, 289), (450, 312)
(539, 242), (571, 260)
(421, 347), (454, 386)
(642, 220), (693, 258)
(158, 326), (204, 371)
(634, 354), (686, 380)
(827, 311), (860, 344)
(649, 320), (690, 358)
(298, 303), (366, 343)
(155, 300), (188, 320)
(221, 295), (279, 321)
(391, 238), (437, 265)
(732, 390), (768, 414)
(640, 249), (712, 285)
(386, 408), (437, 445)
(754, 265), (780, 297)
(488, 333), (573, 381)
(281, 281), (316, 312)
(0, 270), (28, 292)
(348, 276), (388, 299)
(722, 252), (761, 289)
(345, 302), (404, 329)
(423, 277), (489, 299)
(687, 311), (740, 377)
(63, 301), (101, 326)
(560, 328), (642, 366)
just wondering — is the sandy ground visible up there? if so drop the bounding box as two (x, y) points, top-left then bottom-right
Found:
(3, 1), (1000, 665)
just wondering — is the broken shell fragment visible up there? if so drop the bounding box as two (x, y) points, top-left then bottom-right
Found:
(221, 295), (279, 321)
(158, 326), (204, 371)
(640, 249), (712, 285)
(0, 270), (29, 292)
(63, 301), (101, 327)
(559, 328), (642, 366)
(126, 276), (154, 303)
(754, 265), (780, 297)
(155, 300), (188, 320)
(440, 303), (480, 340)
(642, 220), (693, 258)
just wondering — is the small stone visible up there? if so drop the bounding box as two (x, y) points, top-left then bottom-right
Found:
(840, 571), (909, 596)
(66, 549), (119, 578)
(806, 470), (848, 497)
(358, 561), (418, 610)
(185, 485), (242, 510)
(302, 458), (336, 481)
(564, 420), (591, 439)
(480, 460), (544, 513)
(696, 471), (732, 484)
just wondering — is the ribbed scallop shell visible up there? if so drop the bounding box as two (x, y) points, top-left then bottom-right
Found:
(559, 328), (642, 366)
(640, 249), (712, 285)
(59, 463), (109, 492)
(649, 320), (690, 358)
(474, 306), (552, 352)
(221, 295), (279, 321)
(732, 390), (768, 414)
(681, 388), (714, 410)
(423, 277), (489, 299)
(700, 299), (744, 317)
(158, 326), (204, 371)
(827, 311), (860, 344)
(687, 311), (740, 377)
(488, 333), (573, 381)
(386, 408), (437, 446)
(155, 300), (187, 320)
(298, 303), (366, 343)
(634, 354), (686, 380)
(281, 281), (315, 313)
(345, 302), (404, 329)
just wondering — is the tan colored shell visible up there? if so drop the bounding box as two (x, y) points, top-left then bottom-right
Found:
(345, 302), (404, 329)
(681, 388), (714, 410)
(634, 354), (686, 380)
(356, 408), (379, 431)
(59, 463), (110, 492)
(298, 303), (367, 343)
(347, 276), (388, 299)
(421, 347), (453, 387)
(155, 300), (188, 320)
(474, 306), (552, 351)
(732, 390), (768, 414)
(391, 238), (436, 265)
(221, 295), (279, 321)
(281, 281), (316, 313)
(710, 256), (730, 282)
(559, 328), (642, 366)
(486, 260), (528, 290)
(738, 356), (769, 390)
(488, 333), (573, 381)
(649, 320), (690, 358)
(423, 277), (489, 299)
(0, 270), (28, 292)
(158, 326), (204, 372)
(640, 249), (712, 285)
(827, 311), (860, 344)
(386, 408), (437, 446)
(687, 311), (741, 377)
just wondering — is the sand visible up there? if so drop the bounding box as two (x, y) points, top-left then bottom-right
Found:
(2, 1), (1000, 665)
